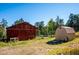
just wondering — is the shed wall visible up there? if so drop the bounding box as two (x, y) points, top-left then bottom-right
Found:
(55, 27), (75, 40)
(55, 28), (67, 40)
(67, 33), (75, 40)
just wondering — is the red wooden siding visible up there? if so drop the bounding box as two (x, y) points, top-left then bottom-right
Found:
(7, 22), (37, 40)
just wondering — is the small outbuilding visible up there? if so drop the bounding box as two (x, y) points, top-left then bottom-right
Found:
(55, 26), (75, 41)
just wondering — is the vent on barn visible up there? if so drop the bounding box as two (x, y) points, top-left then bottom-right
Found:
(7, 22), (37, 41)
(55, 26), (75, 41)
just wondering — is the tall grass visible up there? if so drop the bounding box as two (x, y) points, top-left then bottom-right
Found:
(48, 37), (79, 55)
(48, 46), (79, 55)
(0, 41), (28, 47)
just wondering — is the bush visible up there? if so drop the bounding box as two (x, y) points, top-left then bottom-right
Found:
(39, 35), (44, 39)
(48, 35), (53, 38)
(0, 31), (3, 37)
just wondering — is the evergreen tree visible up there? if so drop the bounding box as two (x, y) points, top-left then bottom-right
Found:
(1, 18), (7, 28)
(55, 16), (64, 29)
(34, 21), (45, 36)
(66, 13), (79, 31)
(14, 18), (24, 25)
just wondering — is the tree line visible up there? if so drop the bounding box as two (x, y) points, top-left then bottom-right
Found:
(34, 16), (64, 37)
(0, 13), (79, 38)
(35, 13), (79, 36)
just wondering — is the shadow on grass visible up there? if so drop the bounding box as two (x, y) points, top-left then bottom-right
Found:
(47, 39), (69, 45)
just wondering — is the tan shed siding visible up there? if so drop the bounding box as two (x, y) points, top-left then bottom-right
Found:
(55, 26), (75, 40)
(55, 28), (67, 40)
(64, 28), (75, 33)
(67, 33), (75, 40)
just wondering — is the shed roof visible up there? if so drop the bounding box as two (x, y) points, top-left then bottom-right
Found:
(60, 26), (75, 33)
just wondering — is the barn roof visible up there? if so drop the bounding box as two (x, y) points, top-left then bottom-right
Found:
(7, 22), (37, 29)
(61, 26), (75, 33)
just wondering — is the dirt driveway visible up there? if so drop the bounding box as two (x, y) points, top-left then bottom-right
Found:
(0, 39), (56, 55)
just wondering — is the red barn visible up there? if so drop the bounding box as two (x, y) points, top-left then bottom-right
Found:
(7, 22), (37, 41)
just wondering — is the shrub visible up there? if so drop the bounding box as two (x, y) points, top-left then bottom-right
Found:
(0, 31), (3, 37)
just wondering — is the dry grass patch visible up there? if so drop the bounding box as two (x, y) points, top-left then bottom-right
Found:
(48, 37), (79, 55)
(0, 37), (54, 55)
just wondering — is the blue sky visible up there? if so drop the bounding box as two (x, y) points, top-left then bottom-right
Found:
(0, 3), (79, 26)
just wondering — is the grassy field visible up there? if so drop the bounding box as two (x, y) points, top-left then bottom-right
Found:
(0, 37), (53, 47)
(0, 37), (54, 55)
(48, 37), (79, 55)
(0, 36), (79, 55)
